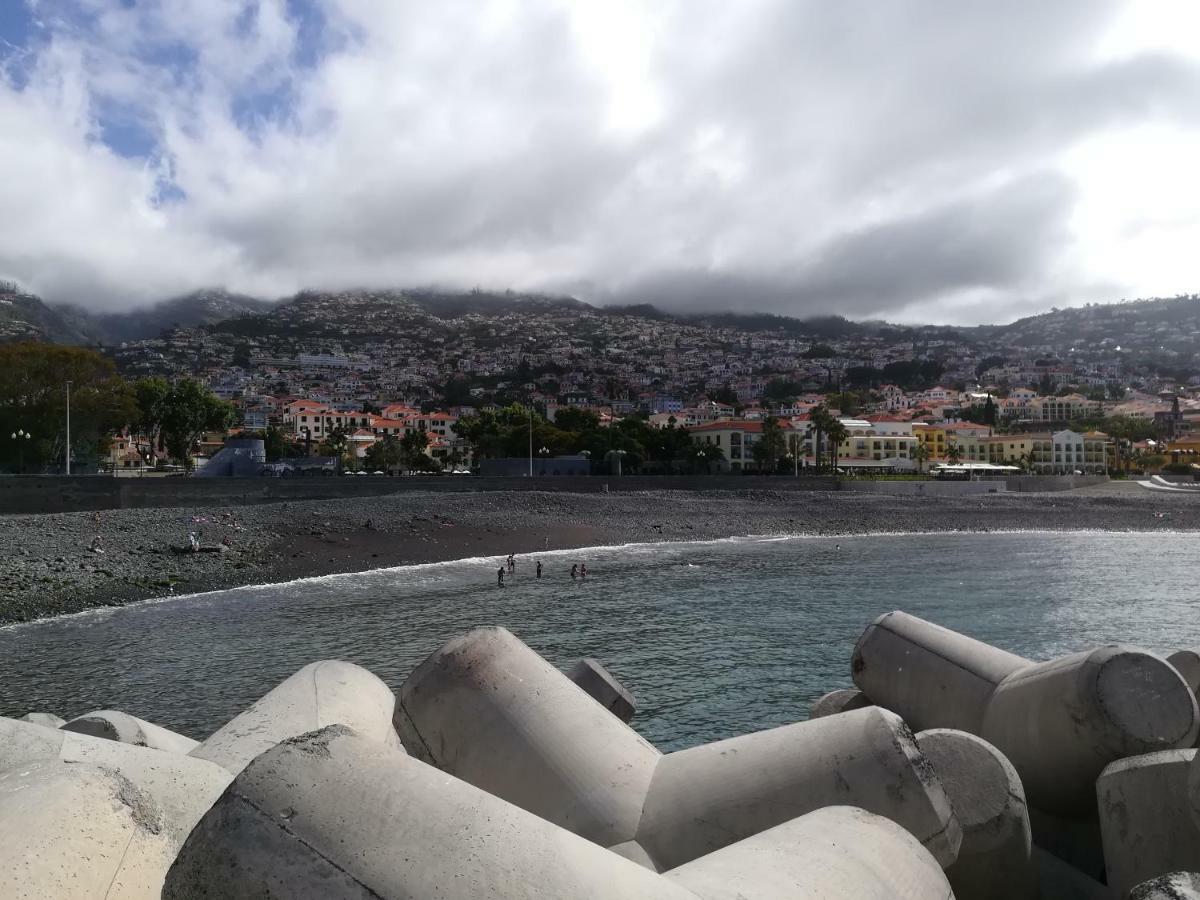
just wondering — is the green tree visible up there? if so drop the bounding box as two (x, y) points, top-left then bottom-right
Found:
(946, 443), (965, 464)
(400, 427), (434, 471)
(0, 343), (136, 472)
(709, 385), (739, 407)
(319, 425), (350, 458)
(808, 405), (838, 472)
(157, 379), (235, 468)
(912, 442), (930, 474)
(364, 433), (403, 471)
(688, 442), (725, 474)
(753, 416), (787, 472)
(134, 376), (171, 452)
(262, 424), (292, 462)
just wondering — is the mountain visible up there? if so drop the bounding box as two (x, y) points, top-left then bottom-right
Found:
(0, 282), (96, 344)
(57, 289), (275, 344)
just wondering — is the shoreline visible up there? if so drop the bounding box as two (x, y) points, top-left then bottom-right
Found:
(2, 483), (1199, 625)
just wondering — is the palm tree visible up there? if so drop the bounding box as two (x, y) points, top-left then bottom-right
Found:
(912, 442), (931, 474)
(825, 416), (849, 473)
(808, 405), (836, 473)
(946, 443), (964, 464)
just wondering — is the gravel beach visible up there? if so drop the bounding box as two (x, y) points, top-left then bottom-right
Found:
(1, 481), (1197, 624)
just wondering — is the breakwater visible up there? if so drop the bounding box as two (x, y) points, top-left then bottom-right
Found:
(4, 613), (1199, 898)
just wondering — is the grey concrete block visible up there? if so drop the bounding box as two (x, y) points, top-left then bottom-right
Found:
(191, 659), (403, 774)
(665, 805), (954, 899)
(1131, 872), (1200, 899)
(567, 657), (636, 722)
(983, 646), (1198, 815)
(0, 758), (177, 899)
(852, 610), (1028, 734)
(808, 687), (872, 719)
(17, 711), (65, 729)
(1028, 805), (1106, 883)
(62, 709), (199, 753)
(636, 707), (961, 871)
(1033, 846), (1110, 900)
(1, 715), (232, 846)
(853, 612), (1199, 816)
(1169, 651), (1200, 695)
(1098, 749), (1200, 899)
(163, 724), (694, 900)
(917, 728), (1035, 900)
(397, 627), (661, 847)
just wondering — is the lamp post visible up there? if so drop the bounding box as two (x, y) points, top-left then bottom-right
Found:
(64, 381), (71, 475)
(611, 448), (627, 477)
(527, 405), (534, 477)
(10, 429), (31, 473)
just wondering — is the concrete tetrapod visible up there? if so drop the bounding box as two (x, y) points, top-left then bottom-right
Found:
(396, 626), (661, 847)
(635, 707), (961, 870)
(916, 728), (1035, 900)
(398, 628), (960, 870)
(665, 805), (953, 900)
(0, 715), (232, 845)
(18, 711), (66, 728)
(1033, 846), (1109, 900)
(1131, 873), (1200, 899)
(808, 687), (872, 719)
(190, 659), (403, 774)
(0, 759), (177, 899)
(853, 611), (1200, 815)
(1169, 651), (1200, 695)
(163, 724), (697, 900)
(62, 708), (199, 752)
(567, 657), (637, 722)
(1098, 749), (1200, 898)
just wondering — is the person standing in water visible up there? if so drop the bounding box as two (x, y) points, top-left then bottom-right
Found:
(580, 563), (588, 578)
(507, 554), (515, 573)
(570, 564), (578, 580)
(497, 566), (505, 587)
(536, 560), (543, 579)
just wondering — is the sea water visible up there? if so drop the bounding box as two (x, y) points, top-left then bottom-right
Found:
(1, 531), (1196, 752)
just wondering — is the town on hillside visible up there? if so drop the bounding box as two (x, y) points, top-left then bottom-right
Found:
(2, 288), (1200, 477)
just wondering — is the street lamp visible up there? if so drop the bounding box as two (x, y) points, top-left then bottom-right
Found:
(611, 448), (627, 477)
(10, 429), (32, 474)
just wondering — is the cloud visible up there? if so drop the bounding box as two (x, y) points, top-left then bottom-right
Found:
(2, 0), (1200, 323)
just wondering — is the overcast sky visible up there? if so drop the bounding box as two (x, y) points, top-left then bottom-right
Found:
(2, 1), (1200, 324)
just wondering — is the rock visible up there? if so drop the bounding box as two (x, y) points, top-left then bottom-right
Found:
(62, 709), (199, 753)
(1131, 872), (1200, 899)
(566, 657), (636, 722)
(191, 659), (403, 774)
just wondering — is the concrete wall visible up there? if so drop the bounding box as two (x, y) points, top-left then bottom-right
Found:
(841, 480), (1007, 496)
(0, 474), (839, 515)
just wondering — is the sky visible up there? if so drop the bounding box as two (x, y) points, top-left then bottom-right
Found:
(3, 1), (1200, 324)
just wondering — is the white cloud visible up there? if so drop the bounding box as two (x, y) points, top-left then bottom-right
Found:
(1, 0), (1200, 323)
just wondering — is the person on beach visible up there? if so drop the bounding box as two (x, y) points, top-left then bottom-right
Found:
(536, 560), (543, 579)
(580, 563), (588, 578)
(570, 564), (578, 580)
(497, 567), (505, 587)
(507, 554), (515, 573)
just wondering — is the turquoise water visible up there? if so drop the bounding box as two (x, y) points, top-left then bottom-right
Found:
(1, 531), (1196, 752)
